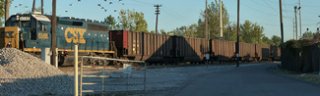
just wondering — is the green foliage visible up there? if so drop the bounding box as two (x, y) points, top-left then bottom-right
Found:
(240, 20), (264, 44)
(223, 24), (237, 41)
(302, 32), (314, 40)
(105, 15), (116, 30)
(284, 40), (302, 49)
(262, 36), (272, 44)
(313, 32), (320, 41)
(271, 35), (281, 46)
(169, 1), (230, 38)
(168, 24), (198, 37)
(160, 29), (167, 35)
(184, 24), (198, 37)
(118, 9), (148, 32)
(198, 0), (230, 38)
(169, 26), (185, 36)
(167, 0), (271, 45)
(0, 0), (5, 26)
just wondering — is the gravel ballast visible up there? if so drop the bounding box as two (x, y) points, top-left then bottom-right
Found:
(0, 48), (73, 96)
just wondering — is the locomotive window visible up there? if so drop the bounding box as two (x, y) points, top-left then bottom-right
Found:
(31, 28), (37, 40)
(37, 22), (48, 32)
(5, 32), (14, 38)
(21, 21), (30, 27)
(72, 22), (83, 26)
(30, 18), (37, 40)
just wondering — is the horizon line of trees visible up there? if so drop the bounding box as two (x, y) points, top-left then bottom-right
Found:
(0, 0), (281, 46)
(165, 0), (281, 46)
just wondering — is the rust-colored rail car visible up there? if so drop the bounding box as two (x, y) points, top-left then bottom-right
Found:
(110, 30), (279, 63)
(239, 42), (256, 61)
(212, 39), (235, 61)
(109, 30), (128, 57)
(144, 34), (172, 62)
(110, 30), (205, 63)
(109, 30), (144, 60)
(255, 44), (270, 61)
(185, 37), (208, 62)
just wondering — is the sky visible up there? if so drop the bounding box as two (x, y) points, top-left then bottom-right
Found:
(9, 0), (320, 41)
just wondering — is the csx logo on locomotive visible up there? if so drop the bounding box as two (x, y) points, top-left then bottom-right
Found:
(64, 28), (86, 44)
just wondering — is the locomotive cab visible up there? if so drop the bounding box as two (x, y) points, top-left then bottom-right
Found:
(2, 13), (51, 51)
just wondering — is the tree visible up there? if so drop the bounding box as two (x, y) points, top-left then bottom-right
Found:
(118, 9), (148, 32)
(0, 0), (6, 26)
(105, 15), (116, 30)
(184, 24), (198, 37)
(302, 32), (314, 40)
(131, 11), (148, 32)
(119, 10), (129, 30)
(223, 23), (237, 41)
(241, 20), (252, 43)
(160, 29), (167, 35)
(168, 0), (268, 44)
(271, 35), (281, 46)
(198, 0), (230, 39)
(169, 26), (185, 36)
(196, 19), (205, 38)
(240, 20), (264, 43)
(262, 36), (272, 44)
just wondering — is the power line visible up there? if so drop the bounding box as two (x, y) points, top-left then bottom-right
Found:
(256, 0), (277, 12)
(242, 2), (278, 16)
(263, 0), (277, 11)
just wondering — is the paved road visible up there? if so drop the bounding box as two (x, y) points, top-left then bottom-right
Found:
(175, 64), (320, 96)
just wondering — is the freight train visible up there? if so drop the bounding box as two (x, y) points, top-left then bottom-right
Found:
(0, 13), (280, 66)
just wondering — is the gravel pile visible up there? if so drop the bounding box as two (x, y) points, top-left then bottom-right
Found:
(0, 48), (73, 96)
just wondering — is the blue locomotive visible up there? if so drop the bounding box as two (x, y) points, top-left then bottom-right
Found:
(0, 13), (115, 65)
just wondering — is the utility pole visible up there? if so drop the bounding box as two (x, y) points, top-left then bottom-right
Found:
(154, 4), (161, 35)
(294, 6), (298, 40)
(32, 0), (36, 13)
(205, 0), (211, 61)
(219, 0), (223, 37)
(298, 0), (302, 39)
(279, 0), (284, 43)
(293, 18), (295, 39)
(279, 0), (284, 68)
(205, 0), (208, 39)
(41, 0), (44, 14)
(236, 0), (240, 67)
(51, 0), (57, 66)
(5, 0), (10, 22)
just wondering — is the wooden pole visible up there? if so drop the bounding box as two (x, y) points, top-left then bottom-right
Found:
(51, 0), (57, 66)
(5, 0), (10, 22)
(236, 0), (240, 67)
(279, 0), (284, 43)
